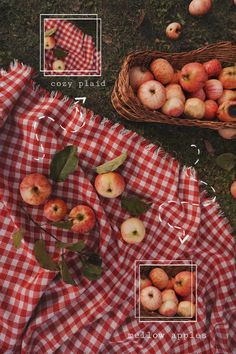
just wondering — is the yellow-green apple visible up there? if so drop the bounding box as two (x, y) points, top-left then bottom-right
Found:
(189, 0), (212, 16)
(203, 59), (222, 78)
(204, 100), (218, 120)
(218, 90), (236, 105)
(137, 80), (166, 110)
(140, 286), (162, 311)
(161, 97), (184, 117)
(150, 58), (174, 85)
(161, 289), (178, 304)
(189, 88), (206, 101)
(166, 22), (182, 40)
(219, 66), (236, 89)
(165, 84), (186, 102)
(177, 301), (196, 317)
(217, 101), (236, 122)
(180, 62), (208, 92)
(184, 98), (205, 119)
(174, 271), (194, 296)
(20, 173), (52, 206)
(129, 66), (154, 91)
(166, 277), (175, 289)
(120, 217), (145, 244)
(218, 128), (236, 139)
(69, 205), (96, 233)
(43, 198), (67, 221)
(94, 172), (125, 198)
(52, 60), (65, 71)
(159, 300), (178, 317)
(204, 79), (223, 100)
(44, 36), (56, 50)
(230, 181), (236, 198)
(149, 268), (169, 290)
(140, 278), (152, 290)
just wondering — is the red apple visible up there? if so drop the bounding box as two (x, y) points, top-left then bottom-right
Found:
(219, 66), (236, 89)
(230, 181), (236, 198)
(170, 70), (181, 84)
(94, 172), (125, 198)
(52, 60), (65, 71)
(174, 271), (194, 297)
(189, 88), (206, 101)
(149, 268), (169, 290)
(45, 36), (56, 50)
(217, 101), (236, 122)
(184, 98), (205, 119)
(69, 205), (96, 234)
(161, 97), (184, 117)
(166, 22), (182, 40)
(203, 59), (222, 78)
(204, 79), (223, 100)
(189, 0), (212, 16)
(204, 100), (218, 120)
(150, 58), (174, 84)
(43, 198), (67, 222)
(180, 62), (208, 92)
(137, 80), (166, 110)
(218, 90), (236, 105)
(166, 277), (175, 289)
(161, 289), (178, 304)
(177, 301), (196, 317)
(129, 66), (154, 91)
(20, 173), (52, 206)
(140, 278), (152, 290)
(140, 286), (162, 311)
(182, 293), (196, 304)
(159, 300), (178, 317)
(120, 217), (146, 244)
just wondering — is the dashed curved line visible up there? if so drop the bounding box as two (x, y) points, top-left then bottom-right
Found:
(190, 144), (201, 166)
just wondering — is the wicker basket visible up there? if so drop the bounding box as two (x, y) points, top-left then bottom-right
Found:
(111, 41), (236, 129)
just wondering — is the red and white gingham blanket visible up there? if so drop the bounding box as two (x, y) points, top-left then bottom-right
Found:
(44, 19), (101, 76)
(0, 62), (235, 354)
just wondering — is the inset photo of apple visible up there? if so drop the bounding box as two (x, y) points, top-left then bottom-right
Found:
(40, 14), (101, 76)
(138, 263), (197, 322)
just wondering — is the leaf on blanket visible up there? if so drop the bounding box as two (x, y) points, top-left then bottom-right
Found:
(45, 27), (57, 37)
(50, 145), (78, 182)
(52, 219), (73, 230)
(121, 196), (152, 216)
(86, 253), (102, 267)
(53, 48), (68, 59)
(12, 228), (25, 248)
(216, 153), (236, 171)
(56, 240), (85, 252)
(34, 239), (59, 271)
(82, 255), (102, 281)
(95, 152), (127, 174)
(59, 255), (76, 285)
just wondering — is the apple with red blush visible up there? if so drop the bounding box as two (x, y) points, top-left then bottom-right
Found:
(203, 59), (222, 78)
(174, 271), (194, 297)
(20, 173), (52, 206)
(140, 278), (152, 290)
(120, 217), (146, 244)
(129, 66), (154, 91)
(69, 205), (96, 234)
(150, 58), (174, 85)
(137, 80), (166, 110)
(94, 172), (125, 198)
(180, 62), (208, 92)
(149, 268), (169, 290)
(140, 286), (162, 311)
(204, 100), (218, 120)
(43, 198), (67, 221)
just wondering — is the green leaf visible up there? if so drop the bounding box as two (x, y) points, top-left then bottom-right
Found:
(95, 152), (127, 174)
(50, 145), (78, 182)
(53, 48), (68, 59)
(12, 228), (25, 248)
(216, 153), (236, 172)
(121, 196), (151, 216)
(86, 253), (102, 267)
(56, 240), (85, 252)
(34, 240), (59, 271)
(59, 256), (76, 285)
(82, 263), (102, 281)
(45, 27), (57, 37)
(52, 220), (73, 230)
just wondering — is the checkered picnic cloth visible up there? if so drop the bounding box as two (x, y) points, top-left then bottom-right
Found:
(0, 61), (235, 354)
(44, 19), (101, 76)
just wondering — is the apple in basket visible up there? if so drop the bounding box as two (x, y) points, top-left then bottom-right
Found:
(165, 22), (182, 40)
(161, 289), (179, 304)
(204, 79), (223, 101)
(217, 101), (236, 122)
(165, 84), (186, 102)
(52, 59), (65, 72)
(204, 100), (218, 120)
(218, 90), (236, 105)
(137, 80), (166, 110)
(218, 65), (236, 89)
(203, 59), (222, 78)
(159, 300), (178, 317)
(161, 97), (185, 117)
(129, 66), (154, 91)
(230, 181), (236, 198)
(45, 36), (56, 50)
(166, 277), (175, 289)
(180, 62), (208, 92)
(174, 271), (194, 296)
(150, 58), (174, 85)
(120, 217), (146, 244)
(20, 173), (52, 206)
(184, 98), (205, 119)
(182, 292), (196, 304)
(140, 286), (162, 311)
(149, 268), (169, 290)
(43, 198), (68, 222)
(189, 88), (206, 101)
(69, 205), (96, 233)
(94, 172), (125, 198)
(177, 301), (196, 317)
(140, 278), (152, 290)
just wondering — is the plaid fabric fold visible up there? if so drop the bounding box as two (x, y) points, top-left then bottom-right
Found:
(0, 61), (235, 354)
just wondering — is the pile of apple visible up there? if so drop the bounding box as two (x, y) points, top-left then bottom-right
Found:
(129, 58), (236, 122)
(44, 27), (66, 72)
(140, 267), (196, 318)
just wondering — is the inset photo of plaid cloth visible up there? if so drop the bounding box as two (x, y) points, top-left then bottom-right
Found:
(43, 18), (101, 76)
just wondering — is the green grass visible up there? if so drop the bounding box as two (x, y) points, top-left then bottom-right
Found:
(0, 0), (235, 232)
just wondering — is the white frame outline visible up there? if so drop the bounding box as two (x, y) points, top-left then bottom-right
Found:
(134, 260), (197, 323)
(39, 14), (102, 76)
